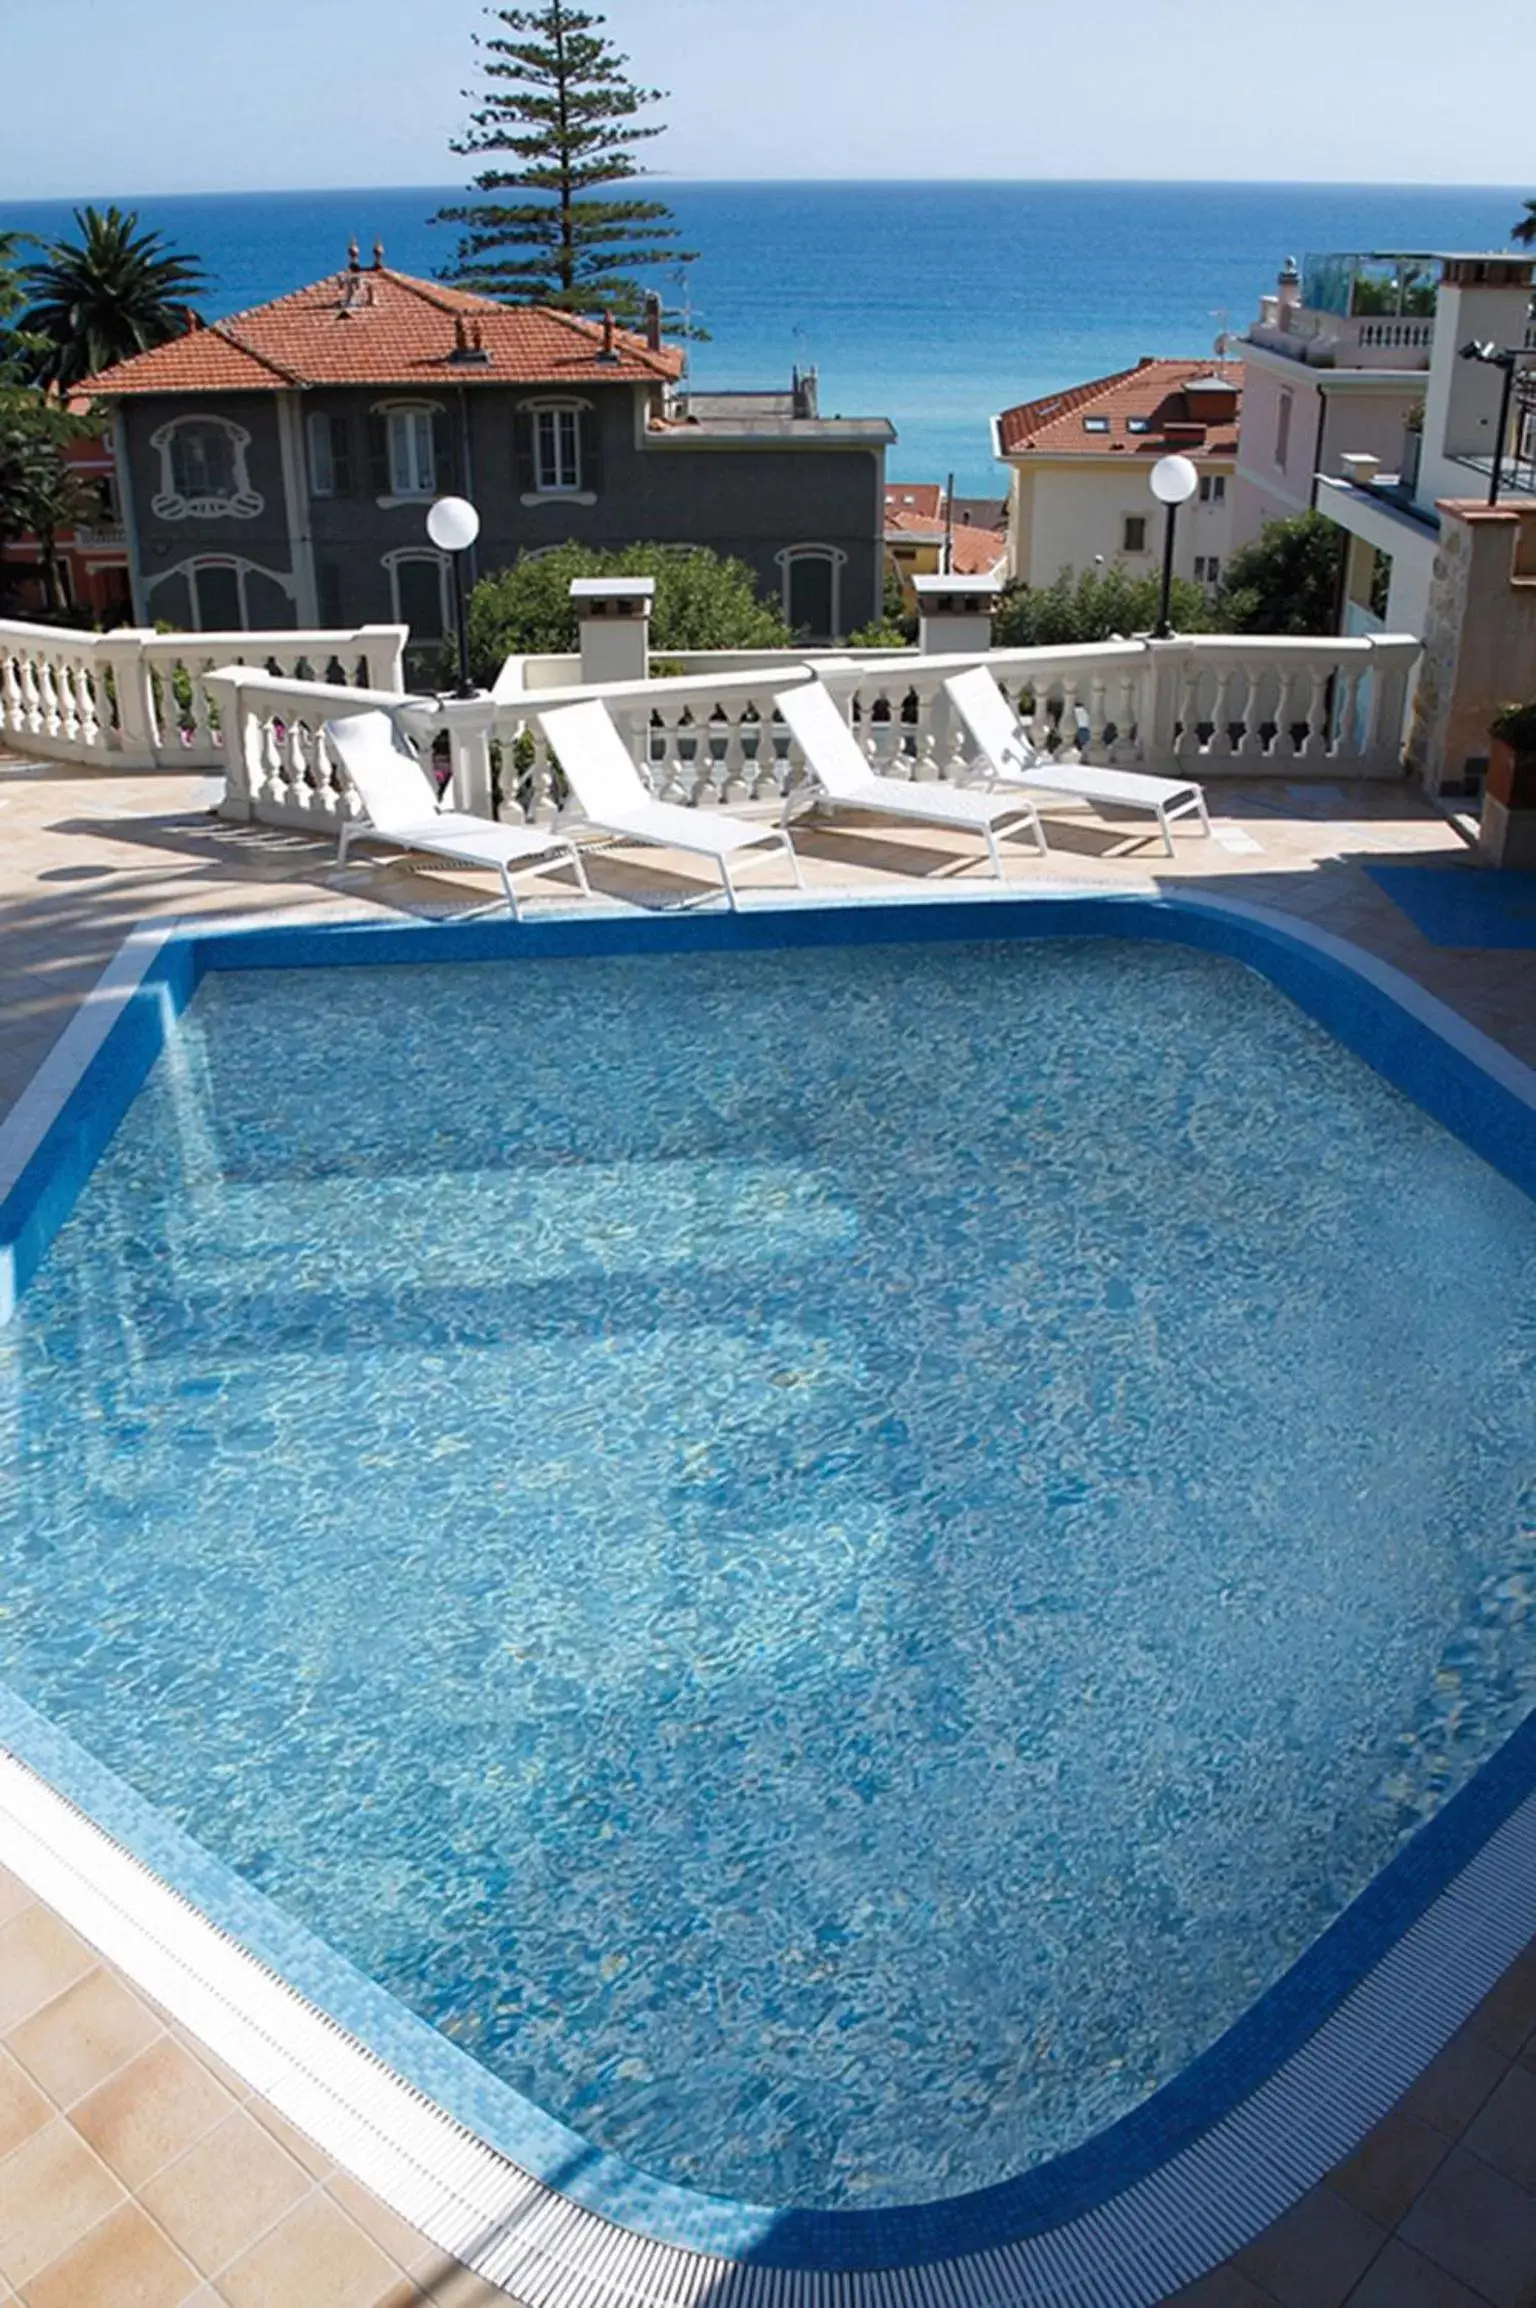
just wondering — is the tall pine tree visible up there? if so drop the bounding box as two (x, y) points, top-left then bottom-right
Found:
(435, 3), (696, 325)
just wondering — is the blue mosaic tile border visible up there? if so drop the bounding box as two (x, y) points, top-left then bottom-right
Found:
(2, 889), (1533, 2271)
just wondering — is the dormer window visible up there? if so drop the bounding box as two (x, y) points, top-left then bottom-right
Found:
(149, 415), (262, 521)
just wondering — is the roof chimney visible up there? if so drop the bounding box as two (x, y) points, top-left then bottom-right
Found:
(595, 308), (619, 364)
(372, 241), (385, 271)
(347, 240), (361, 273)
(644, 291), (662, 354)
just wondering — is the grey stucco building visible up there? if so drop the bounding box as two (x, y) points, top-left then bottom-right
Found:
(85, 248), (894, 653)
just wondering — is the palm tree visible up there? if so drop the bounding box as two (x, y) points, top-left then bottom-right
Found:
(20, 207), (205, 389)
(1514, 199), (1536, 247)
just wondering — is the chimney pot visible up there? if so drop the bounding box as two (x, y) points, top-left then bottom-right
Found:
(644, 292), (662, 354)
(372, 241), (385, 271)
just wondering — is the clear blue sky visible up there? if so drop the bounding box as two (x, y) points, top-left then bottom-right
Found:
(2, 0), (1531, 198)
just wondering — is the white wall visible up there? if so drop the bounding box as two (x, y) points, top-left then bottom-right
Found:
(1009, 459), (1235, 590)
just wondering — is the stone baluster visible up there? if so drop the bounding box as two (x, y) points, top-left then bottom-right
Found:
(0, 643), (22, 741)
(1110, 668), (1140, 766)
(1082, 672), (1111, 766)
(1296, 663), (1330, 761)
(719, 711), (751, 806)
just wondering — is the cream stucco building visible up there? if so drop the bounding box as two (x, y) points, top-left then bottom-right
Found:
(991, 360), (1240, 593)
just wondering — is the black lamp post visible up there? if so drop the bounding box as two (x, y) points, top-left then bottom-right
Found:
(1458, 340), (1522, 506)
(426, 494), (481, 696)
(1149, 454), (1199, 639)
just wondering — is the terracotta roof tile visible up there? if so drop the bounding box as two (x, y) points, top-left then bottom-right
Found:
(884, 482), (946, 519)
(81, 265), (683, 399)
(884, 509), (1006, 573)
(996, 357), (1242, 458)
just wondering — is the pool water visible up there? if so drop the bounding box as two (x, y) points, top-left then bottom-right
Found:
(1, 939), (1534, 2211)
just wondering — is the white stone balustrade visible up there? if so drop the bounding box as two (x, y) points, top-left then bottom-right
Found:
(0, 620), (407, 770)
(164, 630), (1423, 845)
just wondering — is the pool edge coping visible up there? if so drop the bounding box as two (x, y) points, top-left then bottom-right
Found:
(0, 883), (1534, 2302)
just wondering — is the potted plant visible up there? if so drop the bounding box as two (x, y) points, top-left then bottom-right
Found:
(1488, 700), (1536, 812)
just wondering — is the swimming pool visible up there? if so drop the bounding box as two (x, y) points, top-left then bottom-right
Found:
(0, 895), (1533, 2277)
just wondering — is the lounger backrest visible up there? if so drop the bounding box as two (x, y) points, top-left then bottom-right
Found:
(536, 700), (652, 819)
(773, 682), (874, 799)
(943, 668), (1041, 777)
(325, 712), (440, 827)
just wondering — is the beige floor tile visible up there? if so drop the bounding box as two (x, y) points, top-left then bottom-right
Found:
(0, 2056), (51, 2164)
(1234, 2184), (1386, 2308)
(215, 2192), (404, 2308)
(1160, 2262), (1283, 2304)
(138, 2110), (311, 2279)
(0, 1874), (32, 1933)
(1464, 1952), (1536, 2062)
(409, 2265), (521, 2307)
(1400, 2028), (1510, 2139)
(1463, 2061), (1536, 2194)
(0, 1912), (95, 2036)
(1399, 2144), (1536, 2308)
(323, 2172), (437, 2275)
(71, 2038), (235, 2191)
(20, 2200), (200, 2308)
(1325, 2105), (1453, 2229)
(0, 2121), (123, 2288)
(6, 1971), (164, 2111)
(238, 2098), (334, 2181)
(1343, 2235), (1495, 2306)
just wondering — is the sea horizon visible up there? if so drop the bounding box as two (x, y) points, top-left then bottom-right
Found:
(2, 179), (1524, 491)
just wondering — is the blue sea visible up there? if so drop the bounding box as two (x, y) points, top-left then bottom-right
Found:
(0, 181), (1523, 492)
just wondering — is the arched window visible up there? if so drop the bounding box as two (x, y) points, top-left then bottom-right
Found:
(149, 415), (261, 520)
(776, 545), (846, 643)
(383, 550), (450, 641)
(144, 554), (297, 630)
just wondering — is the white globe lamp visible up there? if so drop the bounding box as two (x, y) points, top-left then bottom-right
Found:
(1148, 456), (1200, 638)
(426, 497), (482, 696)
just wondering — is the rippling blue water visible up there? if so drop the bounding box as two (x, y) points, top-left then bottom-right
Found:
(0, 181), (1521, 489)
(2, 939), (1534, 2208)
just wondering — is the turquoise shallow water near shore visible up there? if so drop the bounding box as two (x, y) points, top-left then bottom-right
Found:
(0, 180), (1520, 489)
(2, 937), (1533, 2210)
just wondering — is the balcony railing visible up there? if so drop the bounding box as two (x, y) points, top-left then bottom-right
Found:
(0, 620), (408, 770)
(197, 632), (1421, 838)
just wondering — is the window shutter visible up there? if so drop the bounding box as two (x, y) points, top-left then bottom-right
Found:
(331, 414), (355, 497)
(580, 408), (602, 497)
(431, 407), (452, 494)
(367, 411), (390, 496)
(514, 409), (536, 496)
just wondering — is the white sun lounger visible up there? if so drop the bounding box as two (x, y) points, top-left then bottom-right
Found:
(773, 680), (1048, 876)
(325, 710), (590, 916)
(534, 698), (802, 910)
(942, 665), (1209, 857)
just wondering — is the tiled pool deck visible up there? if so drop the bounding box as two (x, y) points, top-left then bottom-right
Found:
(1, 747), (1533, 2307)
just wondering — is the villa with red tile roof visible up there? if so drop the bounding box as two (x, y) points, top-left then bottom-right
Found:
(81, 247), (895, 650)
(991, 358), (1241, 592)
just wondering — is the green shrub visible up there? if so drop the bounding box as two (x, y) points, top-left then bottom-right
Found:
(464, 543), (793, 684)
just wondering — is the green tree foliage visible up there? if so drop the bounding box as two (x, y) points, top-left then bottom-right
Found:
(465, 542), (791, 679)
(436, 3), (696, 325)
(20, 206), (205, 389)
(1512, 199), (1536, 247)
(1216, 510), (1343, 636)
(0, 229), (100, 617)
(847, 564), (918, 648)
(994, 563), (1216, 647)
